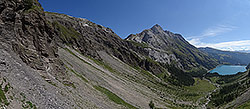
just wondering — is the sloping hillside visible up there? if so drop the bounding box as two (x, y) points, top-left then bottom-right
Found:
(206, 68), (250, 108)
(199, 47), (250, 65)
(1, 0), (245, 108)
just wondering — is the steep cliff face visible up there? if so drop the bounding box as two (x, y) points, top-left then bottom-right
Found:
(0, 0), (65, 78)
(126, 24), (219, 70)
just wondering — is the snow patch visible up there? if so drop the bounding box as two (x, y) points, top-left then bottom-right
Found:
(83, 24), (89, 27)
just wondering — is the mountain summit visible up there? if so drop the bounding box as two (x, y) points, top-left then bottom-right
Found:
(150, 24), (165, 33)
(126, 25), (218, 70)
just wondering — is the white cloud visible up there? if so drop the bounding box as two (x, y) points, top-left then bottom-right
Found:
(188, 38), (201, 46)
(187, 25), (237, 40)
(188, 39), (250, 51)
(186, 24), (247, 51)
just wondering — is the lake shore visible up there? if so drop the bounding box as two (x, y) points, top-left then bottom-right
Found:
(208, 65), (247, 75)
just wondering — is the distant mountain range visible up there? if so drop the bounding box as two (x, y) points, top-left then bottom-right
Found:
(199, 47), (250, 65)
(236, 50), (250, 53)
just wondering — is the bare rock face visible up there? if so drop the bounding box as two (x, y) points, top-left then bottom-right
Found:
(126, 24), (219, 70)
(0, 0), (65, 77)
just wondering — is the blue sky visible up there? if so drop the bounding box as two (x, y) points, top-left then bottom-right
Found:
(40, 0), (250, 51)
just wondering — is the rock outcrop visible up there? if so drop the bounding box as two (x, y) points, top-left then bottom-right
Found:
(0, 0), (65, 78)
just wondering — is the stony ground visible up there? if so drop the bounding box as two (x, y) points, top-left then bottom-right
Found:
(58, 46), (169, 108)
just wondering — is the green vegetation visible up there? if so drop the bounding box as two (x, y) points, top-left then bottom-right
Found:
(63, 81), (76, 89)
(0, 85), (9, 105)
(165, 64), (195, 86)
(127, 40), (149, 48)
(209, 77), (220, 83)
(24, 0), (43, 12)
(64, 47), (109, 75)
(25, 101), (37, 109)
(45, 12), (69, 17)
(149, 101), (154, 109)
(216, 72), (245, 84)
(74, 72), (88, 83)
(24, 0), (34, 10)
(45, 79), (57, 87)
(62, 45), (214, 108)
(65, 65), (88, 83)
(179, 78), (216, 101)
(20, 93), (37, 109)
(64, 47), (112, 73)
(40, 74), (57, 87)
(133, 66), (155, 79)
(237, 101), (250, 109)
(205, 72), (221, 83)
(88, 56), (116, 73)
(200, 47), (250, 65)
(209, 71), (250, 107)
(145, 56), (159, 65)
(210, 80), (250, 106)
(187, 67), (207, 77)
(53, 21), (80, 43)
(93, 86), (136, 109)
(25, 5), (43, 13)
(64, 48), (91, 66)
(185, 78), (216, 93)
(246, 63), (250, 70)
(4, 83), (10, 93)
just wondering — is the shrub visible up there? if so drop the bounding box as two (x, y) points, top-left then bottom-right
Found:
(149, 100), (155, 109)
(24, 0), (33, 10)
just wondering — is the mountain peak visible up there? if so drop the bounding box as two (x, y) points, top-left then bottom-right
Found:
(150, 24), (164, 33)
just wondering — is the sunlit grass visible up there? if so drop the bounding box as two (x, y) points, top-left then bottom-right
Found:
(237, 101), (250, 109)
(178, 78), (216, 101)
(94, 86), (136, 109)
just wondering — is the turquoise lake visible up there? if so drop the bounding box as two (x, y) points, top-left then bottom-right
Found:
(209, 65), (247, 75)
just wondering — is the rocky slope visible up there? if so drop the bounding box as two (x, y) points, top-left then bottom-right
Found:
(0, 0), (65, 79)
(45, 11), (167, 77)
(126, 24), (219, 71)
(0, 0), (248, 108)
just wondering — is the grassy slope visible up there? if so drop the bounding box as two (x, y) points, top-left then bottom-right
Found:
(93, 86), (136, 109)
(237, 101), (250, 109)
(180, 78), (216, 102)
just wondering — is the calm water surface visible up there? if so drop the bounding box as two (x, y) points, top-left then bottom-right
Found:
(209, 65), (247, 75)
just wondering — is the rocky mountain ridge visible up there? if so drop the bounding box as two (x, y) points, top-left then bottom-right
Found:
(126, 24), (219, 71)
(199, 47), (250, 65)
(0, 0), (249, 108)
